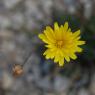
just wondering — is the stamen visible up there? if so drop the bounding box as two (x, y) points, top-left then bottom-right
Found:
(56, 40), (64, 48)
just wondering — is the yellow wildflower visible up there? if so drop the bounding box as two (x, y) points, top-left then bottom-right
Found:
(38, 22), (85, 66)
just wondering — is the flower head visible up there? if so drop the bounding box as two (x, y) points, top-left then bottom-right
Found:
(38, 22), (85, 66)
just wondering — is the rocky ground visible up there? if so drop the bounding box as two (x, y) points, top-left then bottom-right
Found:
(0, 0), (95, 95)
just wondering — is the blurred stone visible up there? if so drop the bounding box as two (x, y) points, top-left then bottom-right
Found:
(0, 15), (11, 29)
(10, 13), (25, 29)
(3, 0), (22, 9)
(54, 75), (70, 93)
(78, 88), (90, 95)
(25, 0), (52, 30)
(1, 0), (53, 30)
(0, 83), (6, 95)
(37, 76), (53, 91)
(80, 0), (92, 19)
(2, 71), (13, 90)
(89, 74), (95, 95)
(44, 92), (55, 95)
(54, 0), (77, 14)
(0, 30), (13, 38)
(24, 53), (41, 81)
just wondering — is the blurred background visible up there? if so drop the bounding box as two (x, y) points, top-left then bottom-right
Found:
(0, 0), (95, 95)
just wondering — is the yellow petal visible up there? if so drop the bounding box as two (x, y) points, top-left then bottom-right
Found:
(59, 58), (64, 66)
(54, 22), (59, 31)
(46, 26), (55, 39)
(49, 53), (55, 59)
(63, 22), (68, 32)
(45, 54), (50, 59)
(54, 22), (61, 39)
(45, 44), (56, 49)
(54, 52), (60, 63)
(69, 53), (77, 60)
(54, 56), (59, 63)
(75, 47), (83, 52)
(45, 51), (53, 59)
(75, 36), (81, 40)
(73, 30), (80, 37)
(38, 34), (50, 43)
(44, 49), (56, 59)
(43, 49), (51, 55)
(67, 28), (71, 32)
(76, 41), (85, 45)
(64, 56), (70, 62)
(44, 30), (55, 43)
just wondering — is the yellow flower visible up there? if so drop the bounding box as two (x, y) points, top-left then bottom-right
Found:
(38, 22), (85, 66)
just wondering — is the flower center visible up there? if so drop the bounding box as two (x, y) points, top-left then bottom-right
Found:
(56, 40), (64, 48)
